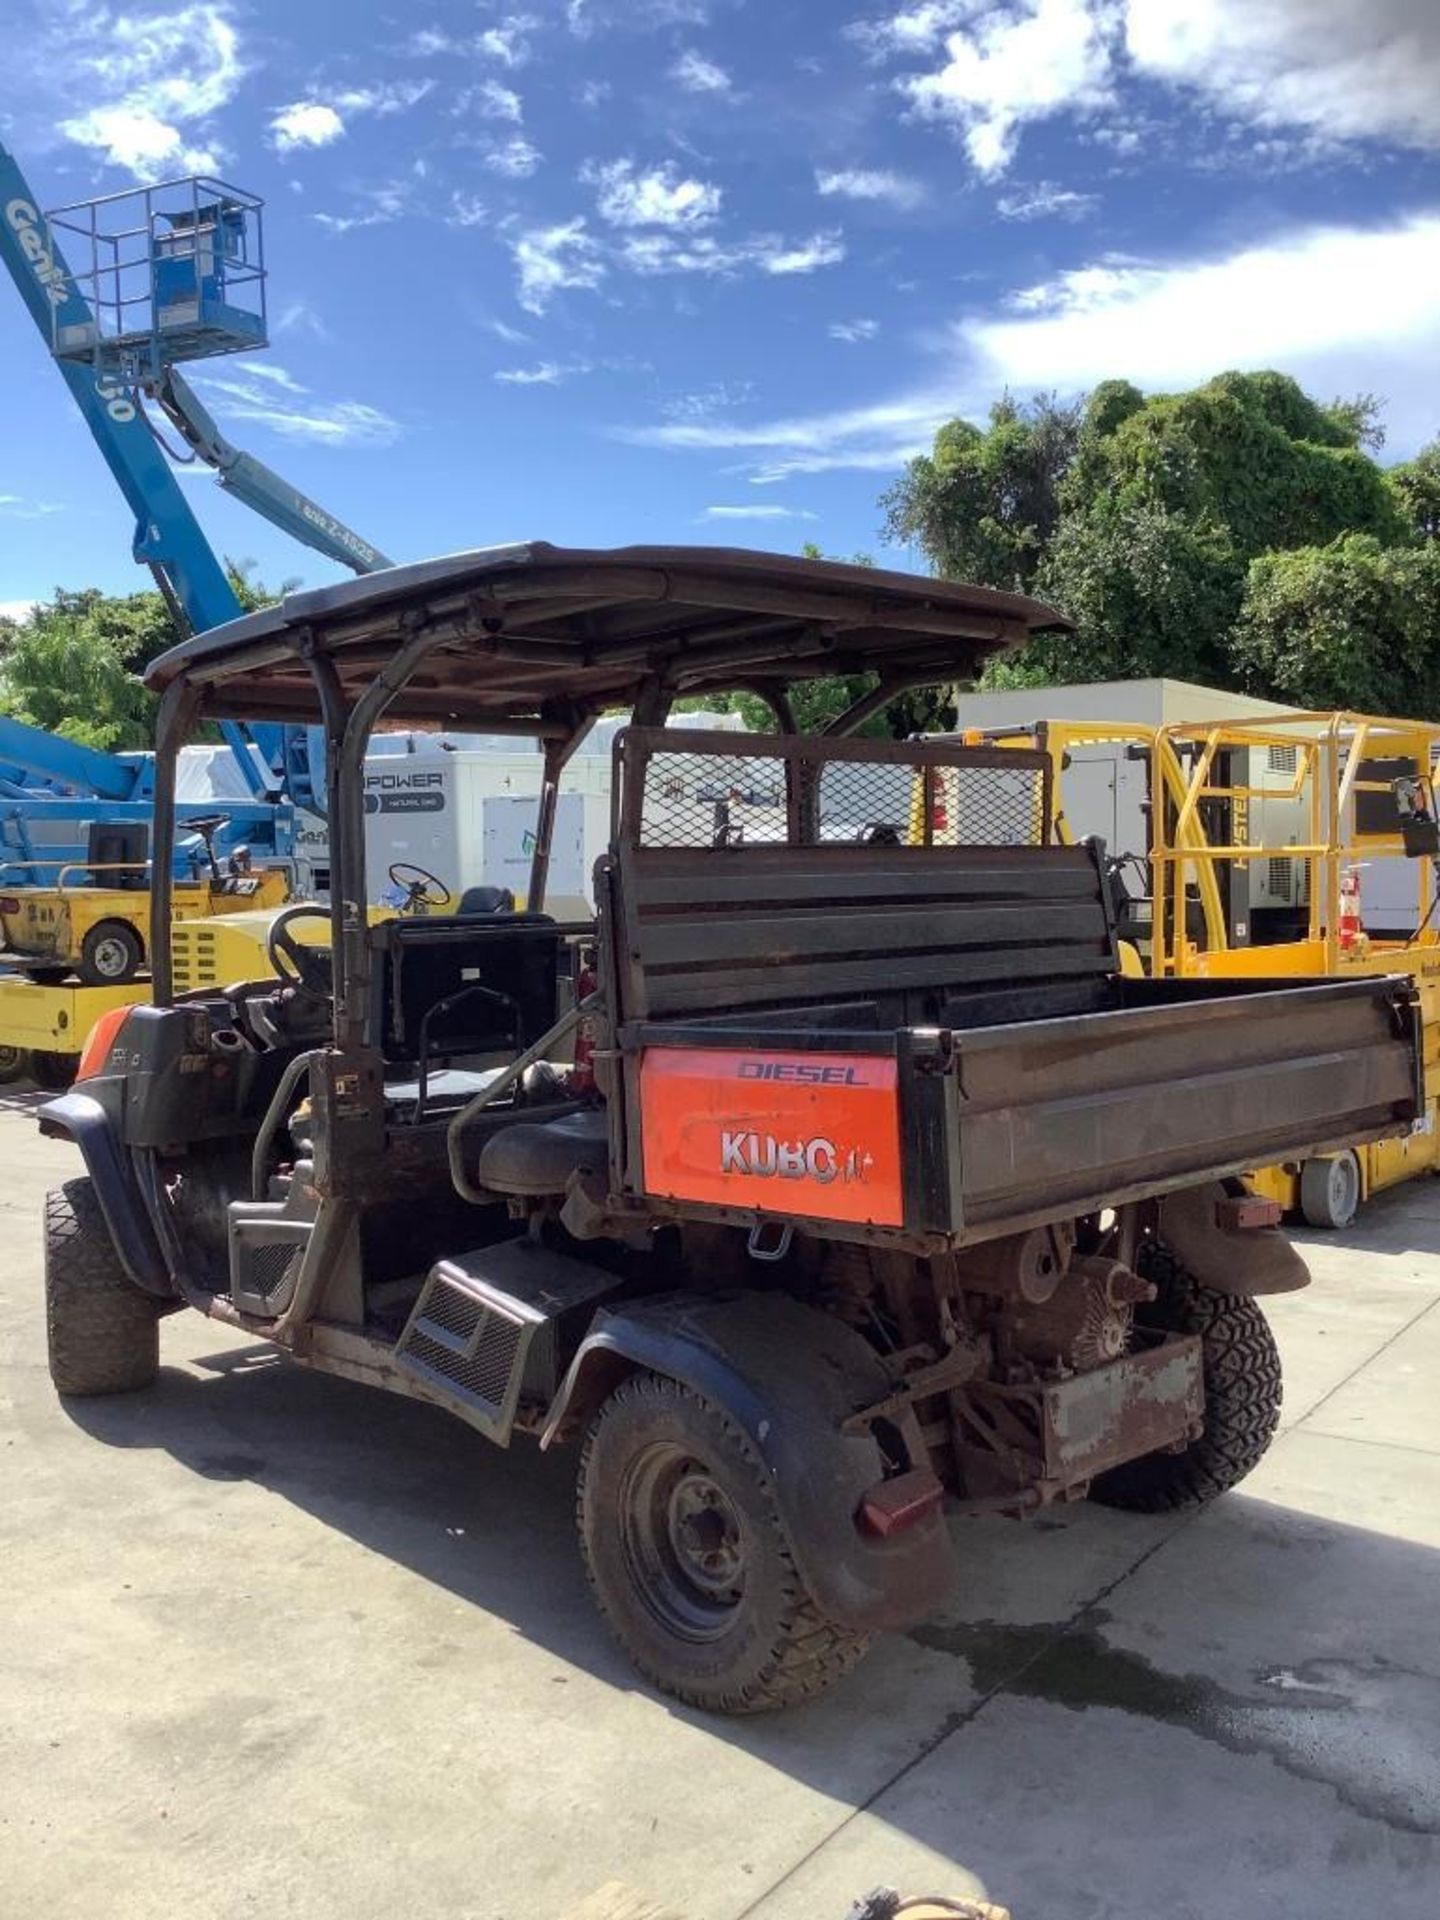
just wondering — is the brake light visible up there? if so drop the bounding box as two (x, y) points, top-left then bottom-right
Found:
(859, 1466), (946, 1537)
(75, 1006), (132, 1082)
(0, 896), (19, 914)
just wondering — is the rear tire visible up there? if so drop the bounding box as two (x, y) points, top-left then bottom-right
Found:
(0, 1044), (28, 1084)
(1299, 1150), (1361, 1230)
(577, 1373), (870, 1712)
(79, 921), (143, 986)
(45, 1179), (158, 1396)
(1090, 1243), (1282, 1513)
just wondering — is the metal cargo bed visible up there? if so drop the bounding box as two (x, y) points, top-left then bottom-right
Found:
(929, 973), (1421, 1242)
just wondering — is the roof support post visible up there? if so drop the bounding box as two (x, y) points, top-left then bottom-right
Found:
(148, 679), (203, 1005)
(330, 625), (452, 1051)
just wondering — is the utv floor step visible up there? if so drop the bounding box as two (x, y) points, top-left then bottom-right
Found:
(393, 1239), (618, 1442)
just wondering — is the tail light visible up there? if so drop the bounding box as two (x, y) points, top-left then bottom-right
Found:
(859, 1466), (946, 1538)
(75, 1006), (133, 1082)
(0, 896), (20, 915)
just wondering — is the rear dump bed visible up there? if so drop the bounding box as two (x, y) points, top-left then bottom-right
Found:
(608, 730), (1422, 1246)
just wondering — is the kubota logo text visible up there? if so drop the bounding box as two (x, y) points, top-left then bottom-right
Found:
(720, 1131), (875, 1185)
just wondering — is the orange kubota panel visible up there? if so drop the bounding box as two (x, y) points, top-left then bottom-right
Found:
(639, 1046), (904, 1227)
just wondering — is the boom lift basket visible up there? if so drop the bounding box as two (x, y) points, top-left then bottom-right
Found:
(46, 175), (267, 379)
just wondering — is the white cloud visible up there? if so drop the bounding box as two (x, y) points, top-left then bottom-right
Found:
(234, 361), (304, 391)
(404, 27), (456, 56)
(512, 220), (608, 313)
(274, 300), (330, 340)
(191, 364), (400, 446)
(977, 215), (1440, 399)
(700, 504), (818, 521)
(1125, 0), (1440, 152)
(900, 0), (1115, 177)
(662, 381), (756, 421)
(584, 159), (722, 228)
(0, 600), (39, 623)
(997, 180), (1099, 221)
(271, 102), (344, 151)
(576, 78), (612, 107)
(847, 3), (972, 59)
(830, 317), (880, 342)
(622, 210), (1440, 480)
(483, 136), (543, 177)
(479, 14), (540, 67)
(0, 494), (63, 520)
(672, 49), (733, 94)
(311, 179), (415, 233)
(619, 229), (845, 278)
(464, 78), (525, 123)
(484, 315), (532, 345)
(270, 81), (432, 154)
(815, 166), (925, 209)
(58, 3), (241, 180)
(446, 192), (489, 229)
(495, 362), (570, 385)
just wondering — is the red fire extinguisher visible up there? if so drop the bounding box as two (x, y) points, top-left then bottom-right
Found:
(1339, 865), (1365, 952)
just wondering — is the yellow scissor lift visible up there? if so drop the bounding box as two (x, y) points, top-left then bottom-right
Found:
(975, 712), (1440, 1229)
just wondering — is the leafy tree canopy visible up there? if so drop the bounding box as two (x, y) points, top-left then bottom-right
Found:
(887, 368), (1440, 719)
(0, 562), (290, 752)
(882, 392), (1081, 593)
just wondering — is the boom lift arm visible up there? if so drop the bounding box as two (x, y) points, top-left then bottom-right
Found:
(0, 143), (390, 810)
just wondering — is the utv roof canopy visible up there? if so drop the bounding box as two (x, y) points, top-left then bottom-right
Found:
(144, 542), (1070, 727)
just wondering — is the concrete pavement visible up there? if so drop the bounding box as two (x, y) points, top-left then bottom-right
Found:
(1, 1094), (1436, 1920)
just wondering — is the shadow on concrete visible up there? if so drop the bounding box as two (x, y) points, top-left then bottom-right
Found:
(62, 1327), (1440, 1910)
(0, 1083), (60, 1116)
(1290, 1167), (1440, 1260)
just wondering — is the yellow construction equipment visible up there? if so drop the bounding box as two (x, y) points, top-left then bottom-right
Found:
(1148, 709), (1440, 1226)
(0, 851), (288, 984)
(979, 707), (1440, 1228)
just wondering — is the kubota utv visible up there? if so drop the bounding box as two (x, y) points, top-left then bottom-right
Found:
(40, 545), (1422, 1710)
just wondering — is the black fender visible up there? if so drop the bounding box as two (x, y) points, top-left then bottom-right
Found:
(39, 1091), (172, 1297)
(541, 1291), (959, 1634)
(1159, 1181), (1311, 1296)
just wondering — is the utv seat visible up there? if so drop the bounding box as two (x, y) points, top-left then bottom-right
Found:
(475, 1108), (608, 1196)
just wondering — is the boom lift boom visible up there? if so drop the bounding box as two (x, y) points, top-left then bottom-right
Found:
(0, 148), (391, 820)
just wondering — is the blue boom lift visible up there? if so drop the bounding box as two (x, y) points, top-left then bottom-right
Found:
(0, 148), (393, 876)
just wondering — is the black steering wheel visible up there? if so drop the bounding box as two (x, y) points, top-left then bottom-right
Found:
(388, 861), (452, 914)
(266, 904), (333, 995)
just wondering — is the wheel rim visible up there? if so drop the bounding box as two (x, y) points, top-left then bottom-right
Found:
(618, 1442), (748, 1642)
(92, 936), (130, 978)
(0, 1046), (22, 1074)
(1329, 1153), (1360, 1223)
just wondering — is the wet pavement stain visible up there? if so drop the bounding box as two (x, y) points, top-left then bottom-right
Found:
(909, 1618), (1440, 1837)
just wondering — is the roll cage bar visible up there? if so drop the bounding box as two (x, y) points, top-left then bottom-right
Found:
(143, 543), (1070, 1032)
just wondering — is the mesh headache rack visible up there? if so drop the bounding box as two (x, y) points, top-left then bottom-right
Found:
(613, 729), (1052, 852)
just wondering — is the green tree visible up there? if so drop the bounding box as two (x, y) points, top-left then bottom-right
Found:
(1061, 370), (1403, 559)
(1015, 499), (1245, 689)
(882, 392), (1082, 593)
(1232, 535), (1440, 717)
(1389, 438), (1440, 542)
(0, 563), (291, 752)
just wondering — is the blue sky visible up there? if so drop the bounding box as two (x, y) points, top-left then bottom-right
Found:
(3, 0), (1440, 613)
